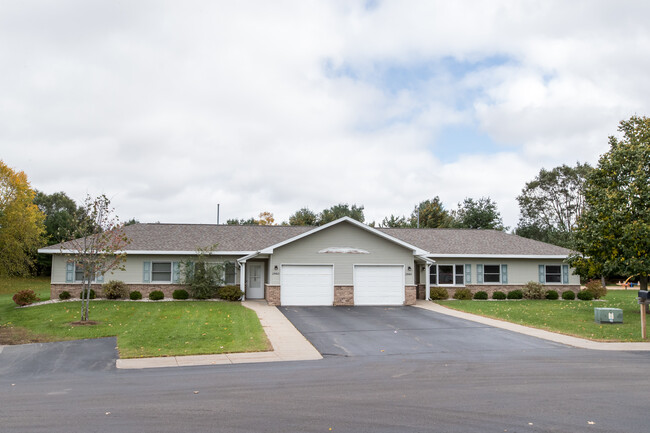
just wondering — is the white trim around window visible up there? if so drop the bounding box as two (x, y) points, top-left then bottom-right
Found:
(429, 264), (465, 286)
(483, 264), (502, 284)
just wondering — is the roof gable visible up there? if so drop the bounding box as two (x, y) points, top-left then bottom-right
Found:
(258, 217), (429, 256)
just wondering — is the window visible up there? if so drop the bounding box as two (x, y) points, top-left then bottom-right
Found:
(151, 262), (172, 282)
(224, 262), (236, 285)
(74, 263), (94, 282)
(429, 264), (464, 286)
(545, 265), (562, 283)
(483, 265), (501, 283)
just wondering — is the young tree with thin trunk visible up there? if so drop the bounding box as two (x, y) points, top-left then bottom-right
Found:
(63, 195), (129, 321)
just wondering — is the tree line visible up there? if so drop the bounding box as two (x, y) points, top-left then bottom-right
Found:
(1, 115), (648, 287)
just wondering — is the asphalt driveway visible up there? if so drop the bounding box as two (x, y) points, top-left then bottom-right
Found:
(279, 305), (564, 357)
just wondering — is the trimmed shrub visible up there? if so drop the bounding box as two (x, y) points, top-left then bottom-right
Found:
(129, 290), (143, 300)
(453, 288), (473, 300)
(149, 290), (164, 301)
(577, 290), (594, 301)
(492, 291), (507, 300)
(217, 285), (244, 301)
(507, 289), (523, 300)
(430, 286), (449, 300)
(172, 289), (190, 300)
(59, 291), (72, 300)
(584, 279), (607, 299)
(103, 280), (129, 299)
(473, 291), (488, 300)
(79, 289), (96, 299)
(522, 281), (545, 300)
(545, 290), (559, 300)
(13, 290), (40, 306)
(562, 290), (576, 300)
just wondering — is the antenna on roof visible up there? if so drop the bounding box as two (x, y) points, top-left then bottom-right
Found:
(217, 204), (220, 225)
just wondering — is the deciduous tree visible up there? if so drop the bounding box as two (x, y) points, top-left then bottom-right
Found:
(451, 197), (507, 230)
(0, 161), (45, 276)
(569, 115), (650, 290)
(63, 195), (129, 321)
(410, 197), (453, 228)
(258, 211), (275, 225)
(516, 162), (592, 247)
(319, 203), (365, 225)
(288, 207), (318, 226)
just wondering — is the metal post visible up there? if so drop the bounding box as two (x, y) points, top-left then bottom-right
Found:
(217, 204), (220, 225)
(641, 303), (647, 339)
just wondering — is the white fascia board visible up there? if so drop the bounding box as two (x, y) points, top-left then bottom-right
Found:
(427, 254), (569, 259)
(259, 216), (429, 256)
(416, 255), (436, 264)
(39, 249), (254, 256)
(237, 252), (260, 264)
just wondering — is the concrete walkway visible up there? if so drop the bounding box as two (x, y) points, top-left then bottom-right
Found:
(116, 300), (322, 369)
(415, 300), (650, 351)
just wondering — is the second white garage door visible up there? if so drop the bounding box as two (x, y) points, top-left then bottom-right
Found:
(354, 265), (404, 305)
(281, 265), (334, 306)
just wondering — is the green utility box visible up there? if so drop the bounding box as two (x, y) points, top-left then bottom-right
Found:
(594, 308), (623, 324)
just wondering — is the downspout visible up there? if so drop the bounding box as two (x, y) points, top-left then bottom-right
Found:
(425, 262), (431, 301)
(238, 261), (246, 301)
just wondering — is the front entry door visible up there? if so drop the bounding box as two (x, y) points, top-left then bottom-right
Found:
(247, 262), (264, 299)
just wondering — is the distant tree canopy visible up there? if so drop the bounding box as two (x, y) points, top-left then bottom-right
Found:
(288, 207), (318, 226)
(34, 190), (82, 244)
(319, 203), (365, 225)
(451, 197), (507, 231)
(515, 162), (592, 248)
(410, 197), (453, 228)
(569, 115), (650, 290)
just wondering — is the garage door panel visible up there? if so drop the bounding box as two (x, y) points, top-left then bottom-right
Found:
(354, 265), (404, 306)
(281, 265), (333, 306)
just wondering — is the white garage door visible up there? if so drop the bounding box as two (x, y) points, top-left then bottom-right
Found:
(281, 265), (334, 306)
(354, 265), (404, 305)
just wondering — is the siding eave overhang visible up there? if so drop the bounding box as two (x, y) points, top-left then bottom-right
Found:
(37, 249), (254, 256)
(258, 216), (429, 256)
(427, 254), (569, 259)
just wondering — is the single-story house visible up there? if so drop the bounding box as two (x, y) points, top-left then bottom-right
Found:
(39, 216), (580, 306)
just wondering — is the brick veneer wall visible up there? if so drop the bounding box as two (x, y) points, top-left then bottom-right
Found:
(416, 284), (426, 300)
(51, 283), (189, 299)
(405, 285), (416, 305)
(334, 286), (354, 306)
(265, 284), (281, 306)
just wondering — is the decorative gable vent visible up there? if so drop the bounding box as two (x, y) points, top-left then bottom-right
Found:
(318, 247), (370, 254)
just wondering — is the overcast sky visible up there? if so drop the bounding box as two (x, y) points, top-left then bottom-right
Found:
(1, 1), (648, 229)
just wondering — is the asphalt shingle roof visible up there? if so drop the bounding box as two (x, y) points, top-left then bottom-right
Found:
(44, 222), (572, 256)
(377, 228), (573, 256)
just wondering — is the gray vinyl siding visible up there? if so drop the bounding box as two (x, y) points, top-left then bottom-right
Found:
(421, 258), (580, 286)
(50, 254), (241, 284)
(269, 222), (415, 286)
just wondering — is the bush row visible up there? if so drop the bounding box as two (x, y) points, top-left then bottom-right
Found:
(429, 281), (596, 301)
(47, 281), (244, 304)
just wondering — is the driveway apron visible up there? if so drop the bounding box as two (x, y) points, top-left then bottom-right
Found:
(279, 306), (564, 357)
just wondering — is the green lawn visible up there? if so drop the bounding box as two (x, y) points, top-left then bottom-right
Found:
(0, 277), (270, 358)
(437, 290), (646, 342)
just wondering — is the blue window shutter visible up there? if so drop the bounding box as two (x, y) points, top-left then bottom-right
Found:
(465, 264), (472, 284)
(562, 264), (569, 284)
(66, 262), (74, 283)
(96, 272), (104, 283)
(143, 261), (151, 283)
(539, 265), (546, 284)
(477, 264), (483, 284)
(501, 264), (508, 284)
(172, 262), (180, 283)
